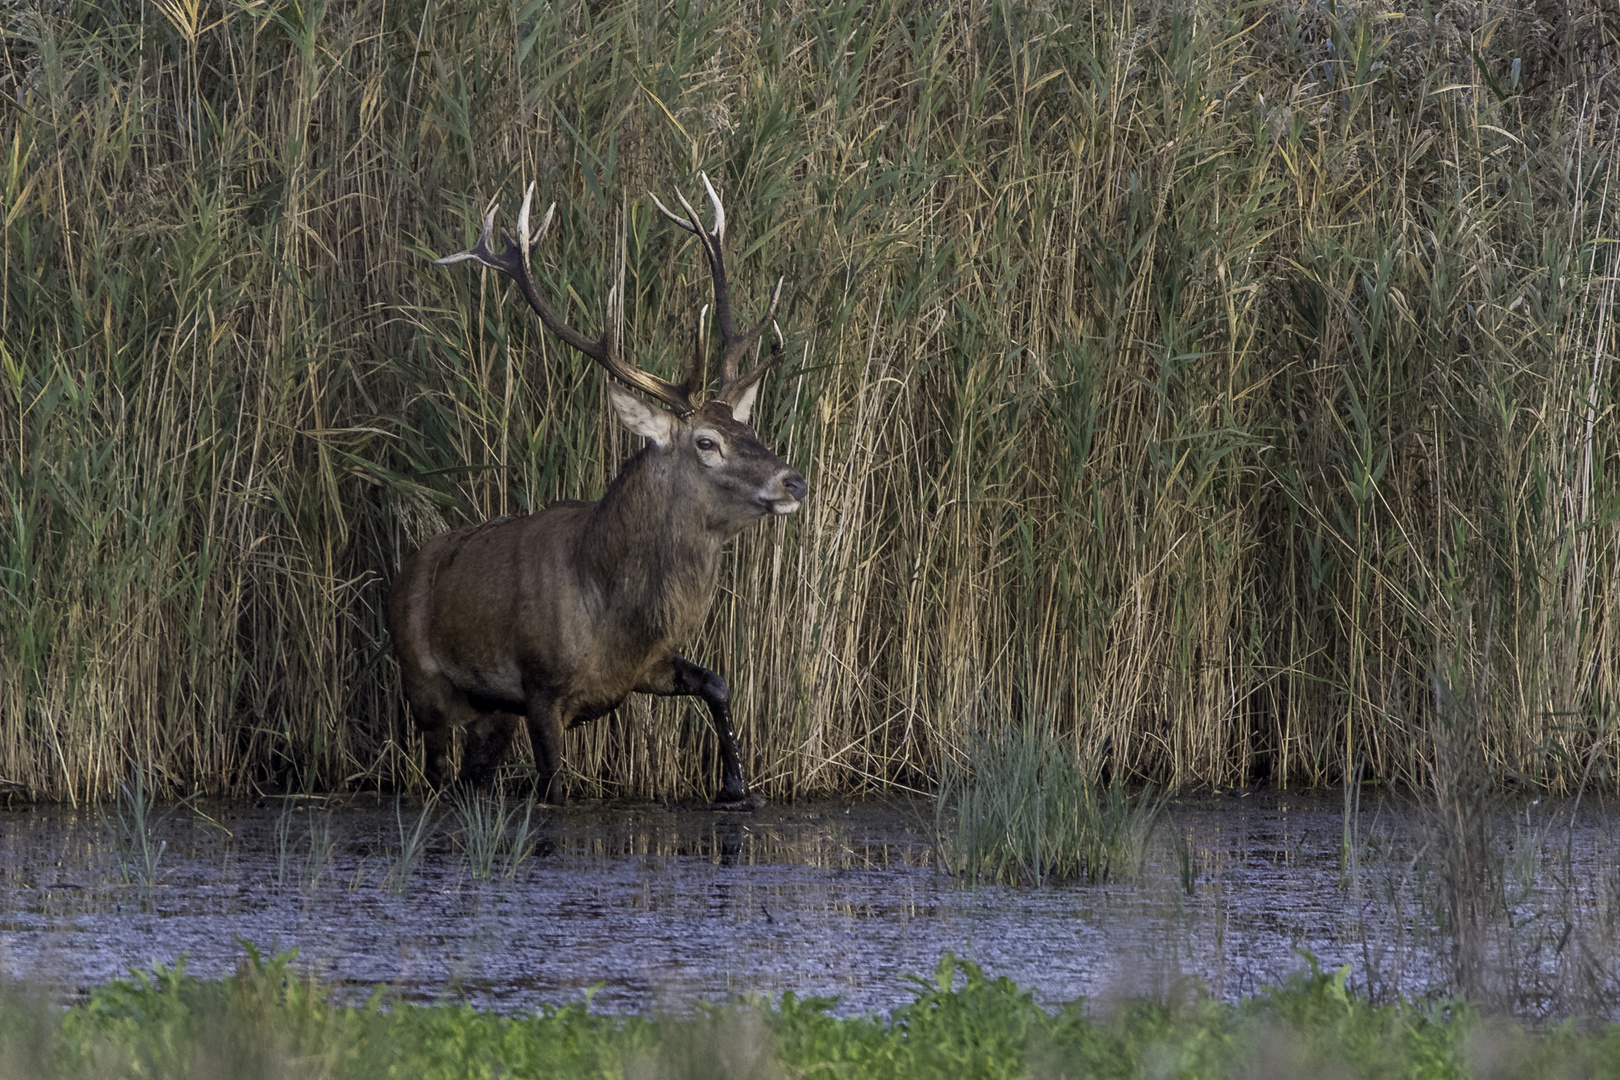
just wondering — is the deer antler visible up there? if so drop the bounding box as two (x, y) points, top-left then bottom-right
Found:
(651, 173), (785, 408)
(436, 184), (696, 415)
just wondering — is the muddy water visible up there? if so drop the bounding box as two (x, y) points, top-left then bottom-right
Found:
(0, 793), (1616, 1015)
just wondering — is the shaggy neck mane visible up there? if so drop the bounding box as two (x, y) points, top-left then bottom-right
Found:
(578, 446), (723, 635)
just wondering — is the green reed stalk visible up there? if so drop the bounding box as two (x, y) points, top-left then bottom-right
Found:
(108, 771), (166, 886)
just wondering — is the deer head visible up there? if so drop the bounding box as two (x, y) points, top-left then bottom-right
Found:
(434, 175), (806, 533)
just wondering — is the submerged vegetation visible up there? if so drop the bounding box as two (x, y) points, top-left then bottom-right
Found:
(2, 0), (1617, 801)
(7, 948), (1620, 1079)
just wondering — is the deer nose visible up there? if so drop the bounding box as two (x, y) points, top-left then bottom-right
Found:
(784, 474), (808, 502)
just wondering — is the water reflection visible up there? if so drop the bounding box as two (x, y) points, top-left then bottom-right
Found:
(0, 793), (1616, 1016)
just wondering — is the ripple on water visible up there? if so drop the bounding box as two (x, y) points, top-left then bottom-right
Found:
(1, 792), (1618, 1016)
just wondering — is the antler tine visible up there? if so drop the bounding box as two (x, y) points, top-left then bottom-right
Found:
(433, 204), (503, 269)
(649, 192), (698, 234)
(721, 318), (786, 411)
(715, 274), (785, 395)
(436, 185), (695, 415)
(653, 181), (722, 399)
(683, 303), (710, 402)
(519, 185), (557, 256)
(700, 172), (726, 245)
(650, 173), (724, 243)
(655, 173), (785, 403)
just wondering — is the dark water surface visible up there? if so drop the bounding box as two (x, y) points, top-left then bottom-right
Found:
(1, 792), (1616, 1016)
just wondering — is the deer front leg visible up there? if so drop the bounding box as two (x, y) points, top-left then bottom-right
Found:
(524, 692), (567, 805)
(639, 655), (764, 811)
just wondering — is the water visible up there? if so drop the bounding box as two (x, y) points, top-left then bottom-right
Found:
(1, 792), (1617, 1016)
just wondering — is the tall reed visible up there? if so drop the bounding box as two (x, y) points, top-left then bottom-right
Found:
(1, 0), (1616, 800)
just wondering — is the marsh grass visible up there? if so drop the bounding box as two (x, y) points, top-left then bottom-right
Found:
(302, 811), (335, 891)
(936, 720), (1164, 885)
(272, 804), (297, 888)
(269, 802), (334, 889)
(382, 793), (438, 894)
(104, 771), (167, 886)
(1, 0), (1617, 803)
(504, 795), (542, 876)
(1173, 828), (1198, 897)
(449, 788), (539, 880)
(1336, 781), (1620, 1016)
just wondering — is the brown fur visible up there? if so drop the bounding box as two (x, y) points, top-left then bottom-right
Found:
(388, 400), (805, 805)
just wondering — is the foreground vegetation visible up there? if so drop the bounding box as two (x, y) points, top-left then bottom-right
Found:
(3, 0), (1618, 801)
(7, 949), (1620, 1079)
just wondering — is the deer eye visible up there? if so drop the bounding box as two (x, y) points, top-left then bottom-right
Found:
(695, 436), (718, 452)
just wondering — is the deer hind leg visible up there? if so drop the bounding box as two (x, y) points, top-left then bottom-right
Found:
(399, 675), (463, 790)
(463, 712), (522, 790)
(638, 655), (764, 811)
(415, 718), (455, 790)
(401, 671), (490, 791)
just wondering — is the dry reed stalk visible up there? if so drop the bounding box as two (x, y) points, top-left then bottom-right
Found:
(0, 0), (1616, 801)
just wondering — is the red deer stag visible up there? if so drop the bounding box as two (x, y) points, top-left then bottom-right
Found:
(389, 176), (806, 809)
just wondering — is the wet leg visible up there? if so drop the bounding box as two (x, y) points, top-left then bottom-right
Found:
(420, 717), (456, 790)
(638, 655), (763, 810)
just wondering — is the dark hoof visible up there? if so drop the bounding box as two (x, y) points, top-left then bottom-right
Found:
(710, 791), (765, 812)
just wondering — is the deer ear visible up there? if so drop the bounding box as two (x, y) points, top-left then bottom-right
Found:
(608, 382), (678, 447)
(730, 378), (763, 424)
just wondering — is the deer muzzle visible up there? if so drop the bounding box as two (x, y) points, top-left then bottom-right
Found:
(767, 471), (809, 515)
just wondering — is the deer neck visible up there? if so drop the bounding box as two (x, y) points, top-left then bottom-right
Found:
(580, 447), (723, 633)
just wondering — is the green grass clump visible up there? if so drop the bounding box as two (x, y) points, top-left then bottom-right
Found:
(10, 949), (1620, 1079)
(383, 793), (439, 894)
(448, 788), (539, 880)
(104, 770), (167, 886)
(2, 0), (1618, 802)
(937, 720), (1164, 885)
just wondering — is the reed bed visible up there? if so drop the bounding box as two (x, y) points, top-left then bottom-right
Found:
(0, 0), (1616, 802)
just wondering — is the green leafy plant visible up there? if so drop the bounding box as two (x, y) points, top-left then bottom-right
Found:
(8, 947), (1612, 1079)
